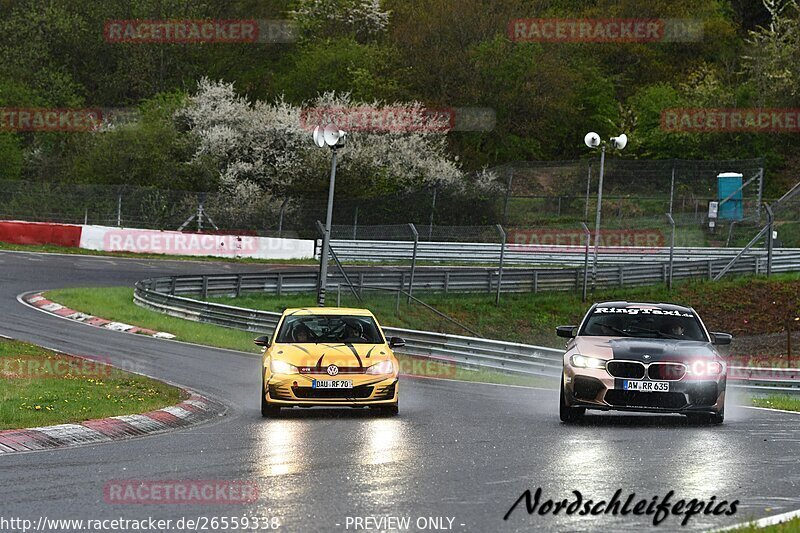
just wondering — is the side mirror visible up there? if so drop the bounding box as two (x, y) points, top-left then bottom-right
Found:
(389, 337), (406, 348)
(556, 325), (577, 338)
(254, 335), (271, 347)
(711, 332), (732, 345)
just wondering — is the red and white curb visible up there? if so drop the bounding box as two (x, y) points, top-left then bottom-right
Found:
(0, 391), (224, 454)
(24, 292), (176, 339)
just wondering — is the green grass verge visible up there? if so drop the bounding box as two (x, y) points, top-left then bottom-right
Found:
(45, 287), (260, 353)
(43, 287), (556, 388)
(729, 516), (800, 532)
(0, 338), (183, 430)
(751, 395), (800, 412)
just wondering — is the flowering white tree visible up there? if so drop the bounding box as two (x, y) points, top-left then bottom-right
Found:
(290, 0), (390, 39)
(177, 79), (481, 201)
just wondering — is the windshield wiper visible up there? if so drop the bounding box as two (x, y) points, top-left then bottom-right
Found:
(623, 325), (682, 339)
(595, 324), (634, 337)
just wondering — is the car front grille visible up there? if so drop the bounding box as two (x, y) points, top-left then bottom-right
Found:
(606, 361), (645, 379)
(292, 385), (374, 399)
(604, 390), (687, 409)
(647, 362), (687, 381)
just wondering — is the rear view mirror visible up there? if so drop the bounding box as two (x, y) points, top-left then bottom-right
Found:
(556, 326), (577, 338)
(711, 332), (732, 345)
(389, 337), (406, 348)
(254, 335), (271, 347)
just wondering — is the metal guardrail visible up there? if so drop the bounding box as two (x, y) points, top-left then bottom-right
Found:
(329, 239), (800, 267)
(134, 255), (800, 301)
(133, 273), (800, 394)
(133, 276), (564, 377)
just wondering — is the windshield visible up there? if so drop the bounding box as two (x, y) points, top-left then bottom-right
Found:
(580, 306), (708, 341)
(276, 315), (384, 344)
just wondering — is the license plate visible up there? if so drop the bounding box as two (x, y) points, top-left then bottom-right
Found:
(312, 380), (353, 389)
(623, 380), (669, 392)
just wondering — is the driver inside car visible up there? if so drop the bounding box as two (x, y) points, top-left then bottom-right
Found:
(292, 323), (314, 343)
(341, 322), (366, 342)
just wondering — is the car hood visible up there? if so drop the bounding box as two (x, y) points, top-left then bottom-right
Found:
(271, 342), (390, 370)
(574, 336), (718, 362)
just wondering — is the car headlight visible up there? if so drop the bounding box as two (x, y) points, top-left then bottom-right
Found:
(571, 354), (606, 370)
(366, 360), (395, 375)
(270, 359), (299, 375)
(686, 360), (723, 377)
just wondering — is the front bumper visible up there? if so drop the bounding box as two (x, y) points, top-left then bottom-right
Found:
(265, 373), (398, 407)
(564, 365), (726, 415)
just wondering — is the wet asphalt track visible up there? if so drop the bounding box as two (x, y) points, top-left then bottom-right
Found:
(1, 250), (799, 533)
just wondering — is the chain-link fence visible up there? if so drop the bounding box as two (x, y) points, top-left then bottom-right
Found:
(0, 157), (789, 245)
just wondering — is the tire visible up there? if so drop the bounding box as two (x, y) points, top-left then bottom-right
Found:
(559, 374), (585, 423)
(261, 378), (280, 418)
(687, 410), (724, 425)
(375, 404), (399, 416)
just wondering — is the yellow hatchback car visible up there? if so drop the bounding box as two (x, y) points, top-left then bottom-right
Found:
(257, 307), (403, 417)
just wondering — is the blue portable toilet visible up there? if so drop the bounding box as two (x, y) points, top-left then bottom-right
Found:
(717, 172), (743, 221)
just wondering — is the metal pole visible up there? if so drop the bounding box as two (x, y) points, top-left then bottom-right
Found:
(428, 187), (437, 240)
(84, 208), (88, 225)
(765, 203), (774, 277)
(496, 224), (506, 305)
(197, 193), (204, 233)
(317, 148), (338, 306)
(503, 170), (513, 225)
(352, 206), (358, 240)
(591, 145), (606, 291)
(666, 213), (675, 289)
(408, 223), (419, 304)
(580, 222), (590, 302)
(277, 198), (288, 238)
(337, 283), (341, 307)
(669, 163), (675, 215)
(756, 167), (764, 223)
(117, 192), (122, 227)
(584, 162), (592, 221)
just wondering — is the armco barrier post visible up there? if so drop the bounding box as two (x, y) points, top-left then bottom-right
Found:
(408, 223), (419, 304)
(496, 224), (506, 305)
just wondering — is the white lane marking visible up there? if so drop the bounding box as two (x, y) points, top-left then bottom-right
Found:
(0, 248), (279, 266)
(741, 405), (800, 415)
(713, 507), (800, 531)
